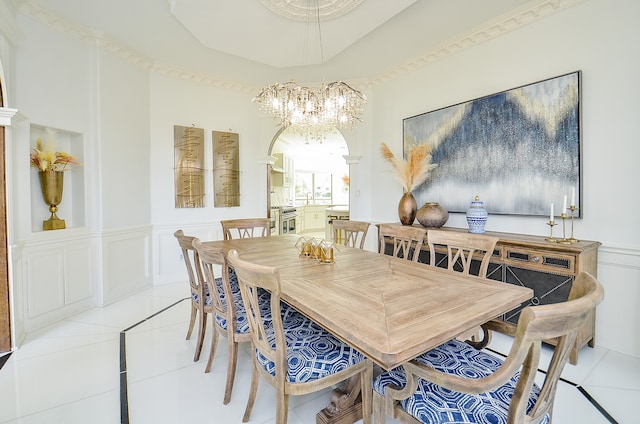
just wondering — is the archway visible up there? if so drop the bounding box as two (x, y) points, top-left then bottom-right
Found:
(266, 127), (350, 237)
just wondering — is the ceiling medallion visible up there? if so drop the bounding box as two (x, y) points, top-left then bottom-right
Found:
(259, 0), (364, 21)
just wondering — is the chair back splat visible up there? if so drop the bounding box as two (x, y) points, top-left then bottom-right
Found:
(228, 249), (373, 424)
(333, 219), (370, 249)
(221, 218), (270, 240)
(372, 272), (604, 424)
(377, 224), (427, 262)
(426, 229), (499, 278)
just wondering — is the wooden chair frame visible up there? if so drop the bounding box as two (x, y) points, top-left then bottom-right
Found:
(426, 229), (499, 278)
(333, 219), (370, 249)
(193, 238), (249, 404)
(377, 224), (427, 262)
(174, 230), (209, 362)
(221, 218), (270, 240)
(373, 272), (604, 424)
(228, 249), (373, 424)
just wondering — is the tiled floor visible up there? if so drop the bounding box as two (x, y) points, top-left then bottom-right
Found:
(0, 281), (636, 423)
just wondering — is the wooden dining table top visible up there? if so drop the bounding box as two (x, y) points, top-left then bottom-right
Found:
(203, 234), (533, 370)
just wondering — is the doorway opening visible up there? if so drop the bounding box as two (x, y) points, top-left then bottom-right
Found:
(267, 127), (350, 239)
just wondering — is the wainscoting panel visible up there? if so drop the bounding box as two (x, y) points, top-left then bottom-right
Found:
(102, 227), (152, 305)
(596, 244), (640, 358)
(152, 223), (220, 285)
(21, 235), (98, 333)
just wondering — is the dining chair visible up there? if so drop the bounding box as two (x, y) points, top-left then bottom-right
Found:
(174, 229), (209, 362)
(221, 218), (270, 240)
(333, 219), (370, 249)
(376, 223), (427, 262)
(426, 229), (499, 278)
(227, 249), (373, 424)
(372, 271), (604, 424)
(191, 238), (259, 404)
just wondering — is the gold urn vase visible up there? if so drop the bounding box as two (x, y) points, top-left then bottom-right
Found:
(398, 192), (417, 225)
(38, 170), (66, 230)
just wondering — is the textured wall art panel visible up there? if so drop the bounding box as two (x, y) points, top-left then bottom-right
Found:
(174, 125), (205, 208)
(213, 131), (240, 207)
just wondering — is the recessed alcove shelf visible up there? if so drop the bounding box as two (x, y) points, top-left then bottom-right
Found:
(29, 125), (86, 233)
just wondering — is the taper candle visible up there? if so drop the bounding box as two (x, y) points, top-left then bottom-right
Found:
(563, 195), (567, 212)
(571, 187), (575, 207)
(550, 203), (554, 222)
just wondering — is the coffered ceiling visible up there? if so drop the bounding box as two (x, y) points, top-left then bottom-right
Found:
(14, 0), (579, 86)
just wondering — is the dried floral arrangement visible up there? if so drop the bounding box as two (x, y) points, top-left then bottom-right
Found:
(30, 128), (80, 172)
(380, 142), (437, 192)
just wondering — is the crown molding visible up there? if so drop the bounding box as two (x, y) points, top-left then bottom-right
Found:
(16, 0), (584, 92)
(369, 0), (587, 87)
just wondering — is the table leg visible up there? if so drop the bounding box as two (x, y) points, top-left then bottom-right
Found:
(316, 375), (363, 424)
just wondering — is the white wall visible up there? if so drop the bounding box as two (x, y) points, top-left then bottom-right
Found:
(148, 73), (273, 284)
(1, 0), (638, 358)
(363, 0), (640, 357)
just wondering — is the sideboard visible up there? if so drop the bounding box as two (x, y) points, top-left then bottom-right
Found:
(383, 225), (601, 365)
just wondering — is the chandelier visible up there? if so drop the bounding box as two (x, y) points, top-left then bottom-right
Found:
(252, 1), (367, 139)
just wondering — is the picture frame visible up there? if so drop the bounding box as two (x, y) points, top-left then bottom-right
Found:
(404, 71), (582, 218)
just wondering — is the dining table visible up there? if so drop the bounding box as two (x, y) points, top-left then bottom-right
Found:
(202, 234), (533, 423)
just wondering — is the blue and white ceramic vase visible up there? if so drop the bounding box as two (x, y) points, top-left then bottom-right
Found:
(466, 196), (488, 234)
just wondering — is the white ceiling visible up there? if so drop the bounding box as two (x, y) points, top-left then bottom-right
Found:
(16, 0), (540, 85)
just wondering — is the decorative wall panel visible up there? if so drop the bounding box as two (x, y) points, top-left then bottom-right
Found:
(174, 125), (205, 208)
(212, 131), (240, 207)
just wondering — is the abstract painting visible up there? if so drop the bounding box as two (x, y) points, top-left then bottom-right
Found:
(404, 71), (581, 217)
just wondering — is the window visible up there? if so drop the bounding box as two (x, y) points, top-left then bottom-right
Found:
(295, 172), (333, 204)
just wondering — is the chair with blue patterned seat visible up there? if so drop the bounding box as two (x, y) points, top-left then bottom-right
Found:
(227, 249), (373, 424)
(192, 238), (265, 404)
(372, 271), (604, 424)
(174, 230), (210, 362)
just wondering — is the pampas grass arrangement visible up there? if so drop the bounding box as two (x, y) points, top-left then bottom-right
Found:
(380, 142), (437, 192)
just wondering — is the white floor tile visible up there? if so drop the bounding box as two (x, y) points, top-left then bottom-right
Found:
(1, 282), (637, 424)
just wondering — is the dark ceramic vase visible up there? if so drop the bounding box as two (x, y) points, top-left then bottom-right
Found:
(416, 202), (449, 228)
(398, 192), (417, 225)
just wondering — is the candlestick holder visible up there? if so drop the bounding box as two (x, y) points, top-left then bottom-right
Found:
(545, 220), (557, 242)
(557, 213), (571, 244)
(567, 205), (579, 243)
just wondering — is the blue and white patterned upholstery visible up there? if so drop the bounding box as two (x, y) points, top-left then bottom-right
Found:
(191, 282), (211, 306)
(255, 307), (366, 383)
(213, 270), (275, 334)
(373, 339), (550, 424)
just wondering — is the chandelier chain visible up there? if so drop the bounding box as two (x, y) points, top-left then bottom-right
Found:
(252, 0), (366, 142)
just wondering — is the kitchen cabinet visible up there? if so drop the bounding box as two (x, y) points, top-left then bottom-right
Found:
(304, 205), (326, 230)
(271, 153), (294, 187)
(296, 208), (304, 233)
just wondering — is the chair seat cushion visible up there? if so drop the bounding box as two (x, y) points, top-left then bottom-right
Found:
(372, 339), (549, 424)
(256, 308), (366, 383)
(191, 282), (211, 306)
(214, 270), (284, 334)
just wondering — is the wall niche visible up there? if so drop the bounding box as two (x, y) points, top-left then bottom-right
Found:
(29, 125), (85, 232)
